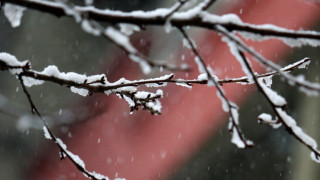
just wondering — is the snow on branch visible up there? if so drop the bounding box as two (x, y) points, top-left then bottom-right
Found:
(3, 0), (320, 42)
(3, 0), (320, 73)
(219, 27), (320, 162)
(1, 52), (306, 115)
(216, 25), (320, 95)
(178, 27), (253, 148)
(17, 75), (116, 180)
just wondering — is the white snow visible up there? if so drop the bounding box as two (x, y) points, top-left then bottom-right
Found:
(143, 74), (173, 87)
(258, 113), (281, 128)
(70, 87), (89, 96)
(119, 23), (140, 36)
(231, 107), (239, 125)
(194, 57), (206, 74)
(85, 0), (94, 6)
(281, 37), (320, 48)
(41, 65), (61, 77)
(297, 58), (311, 69)
(40, 66), (88, 84)
(57, 0), (81, 22)
(145, 83), (168, 88)
(175, 81), (192, 88)
(76, 6), (171, 19)
(197, 73), (208, 81)
(16, 115), (37, 131)
(258, 113), (272, 122)
(216, 90), (228, 112)
(164, 20), (172, 33)
(258, 78), (286, 107)
(263, 76), (273, 88)
(276, 108), (320, 163)
(104, 86), (137, 95)
(238, 27), (320, 48)
(207, 66), (219, 86)
(182, 38), (196, 49)
(128, 54), (151, 74)
(22, 77), (44, 87)
(146, 101), (162, 113)
(222, 36), (254, 83)
(200, 12), (243, 26)
(156, 89), (164, 97)
(0, 52), (28, 74)
(125, 89), (164, 114)
(135, 91), (152, 99)
(55, 136), (115, 179)
(55, 138), (85, 167)
(231, 127), (245, 148)
(43, 126), (52, 140)
(311, 152), (320, 163)
(299, 86), (319, 96)
(3, 3), (26, 28)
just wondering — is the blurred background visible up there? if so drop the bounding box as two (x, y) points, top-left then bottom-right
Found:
(0, 0), (320, 179)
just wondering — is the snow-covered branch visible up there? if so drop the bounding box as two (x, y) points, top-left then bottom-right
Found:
(216, 25), (320, 95)
(1, 52), (307, 115)
(219, 26), (320, 162)
(17, 75), (117, 180)
(178, 27), (253, 148)
(3, 0), (320, 41)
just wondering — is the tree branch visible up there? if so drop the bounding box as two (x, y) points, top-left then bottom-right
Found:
(178, 27), (253, 148)
(18, 75), (112, 180)
(3, 0), (320, 41)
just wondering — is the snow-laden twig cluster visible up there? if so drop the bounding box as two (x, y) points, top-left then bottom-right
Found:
(2, 0), (320, 179)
